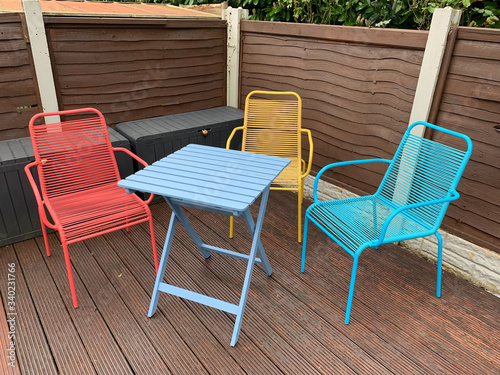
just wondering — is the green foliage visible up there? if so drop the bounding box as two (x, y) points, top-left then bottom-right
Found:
(226, 0), (500, 29)
(139, 0), (222, 5)
(110, 0), (499, 28)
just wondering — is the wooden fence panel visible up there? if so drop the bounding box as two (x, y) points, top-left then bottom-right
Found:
(45, 17), (227, 127)
(0, 13), (40, 141)
(432, 27), (500, 253)
(240, 20), (427, 195)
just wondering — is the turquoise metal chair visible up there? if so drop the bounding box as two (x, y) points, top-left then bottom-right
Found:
(301, 122), (472, 324)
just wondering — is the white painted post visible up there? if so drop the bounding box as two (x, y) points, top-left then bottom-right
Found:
(408, 6), (461, 136)
(222, 7), (248, 108)
(393, 7), (461, 207)
(22, 0), (60, 123)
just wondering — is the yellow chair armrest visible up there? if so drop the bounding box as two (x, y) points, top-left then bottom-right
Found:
(226, 126), (245, 149)
(301, 128), (313, 178)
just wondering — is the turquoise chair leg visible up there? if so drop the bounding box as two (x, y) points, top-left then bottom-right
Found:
(300, 216), (309, 273)
(373, 200), (379, 250)
(436, 232), (443, 298)
(345, 255), (359, 324)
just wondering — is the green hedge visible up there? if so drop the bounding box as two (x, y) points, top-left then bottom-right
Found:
(229, 0), (499, 29)
(116, 0), (499, 29)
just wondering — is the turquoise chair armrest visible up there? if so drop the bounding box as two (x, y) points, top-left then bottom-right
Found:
(375, 190), (460, 246)
(313, 159), (391, 203)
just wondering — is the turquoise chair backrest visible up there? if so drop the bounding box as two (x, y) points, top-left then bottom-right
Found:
(376, 122), (473, 232)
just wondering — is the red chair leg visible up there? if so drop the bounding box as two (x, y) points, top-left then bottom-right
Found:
(41, 224), (51, 256)
(62, 241), (78, 308)
(39, 211), (51, 256)
(149, 218), (159, 273)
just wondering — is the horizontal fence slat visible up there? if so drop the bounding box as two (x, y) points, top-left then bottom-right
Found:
(52, 41), (225, 64)
(62, 80), (224, 106)
(48, 27), (225, 43)
(100, 98), (226, 126)
(457, 27), (500, 43)
(54, 54), (225, 75)
(241, 20), (428, 50)
(57, 63), (224, 88)
(44, 16), (226, 28)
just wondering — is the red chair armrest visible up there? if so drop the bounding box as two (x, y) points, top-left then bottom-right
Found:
(24, 161), (57, 229)
(112, 147), (154, 204)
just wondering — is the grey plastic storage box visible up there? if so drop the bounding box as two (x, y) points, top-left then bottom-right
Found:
(115, 106), (244, 167)
(0, 127), (133, 247)
(108, 126), (135, 180)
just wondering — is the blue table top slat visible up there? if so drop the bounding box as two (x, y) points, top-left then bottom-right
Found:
(125, 174), (259, 207)
(118, 144), (290, 212)
(120, 176), (250, 211)
(144, 165), (264, 194)
(186, 144), (289, 168)
(163, 152), (282, 180)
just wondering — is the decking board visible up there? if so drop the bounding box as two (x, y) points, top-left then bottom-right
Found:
(182, 205), (451, 375)
(2, 192), (499, 375)
(0, 244), (57, 375)
(0, 272), (21, 375)
(148, 212), (329, 375)
(119, 220), (298, 375)
(173, 209), (387, 375)
(265, 193), (499, 373)
(102, 229), (247, 375)
(84, 235), (210, 375)
(32, 235), (135, 375)
(13, 239), (96, 375)
(61, 239), (172, 375)
(264, 192), (500, 373)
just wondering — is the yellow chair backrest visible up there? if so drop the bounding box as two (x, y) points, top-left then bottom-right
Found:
(242, 91), (302, 186)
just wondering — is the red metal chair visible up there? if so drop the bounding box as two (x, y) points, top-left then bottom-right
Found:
(25, 108), (158, 308)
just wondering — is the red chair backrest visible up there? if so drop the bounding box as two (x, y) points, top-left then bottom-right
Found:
(29, 108), (121, 199)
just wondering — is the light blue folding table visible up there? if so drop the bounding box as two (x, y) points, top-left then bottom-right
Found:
(118, 144), (290, 346)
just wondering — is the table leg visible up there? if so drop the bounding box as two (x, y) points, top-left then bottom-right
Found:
(165, 198), (211, 259)
(242, 209), (272, 276)
(148, 212), (178, 317)
(231, 186), (271, 346)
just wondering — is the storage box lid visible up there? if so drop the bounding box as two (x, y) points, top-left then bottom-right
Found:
(115, 106), (244, 142)
(107, 126), (130, 147)
(0, 127), (128, 168)
(0, 137), (34, 167)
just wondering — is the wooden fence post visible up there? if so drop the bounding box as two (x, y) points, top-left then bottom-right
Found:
(22, 0), (60, 123)
(222, 7), (248, 108)
(409, 7), (461, 136)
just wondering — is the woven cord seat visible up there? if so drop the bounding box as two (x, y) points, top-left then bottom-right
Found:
(308, 196), (430, 253)
(48, 183), (150, 244)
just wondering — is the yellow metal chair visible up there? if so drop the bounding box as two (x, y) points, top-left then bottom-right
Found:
(226, 90), (313, 242)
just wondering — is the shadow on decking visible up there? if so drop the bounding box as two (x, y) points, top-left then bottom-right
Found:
(1, 191), (499, 374)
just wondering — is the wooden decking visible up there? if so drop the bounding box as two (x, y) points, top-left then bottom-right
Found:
(1, 191), (499, 374)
